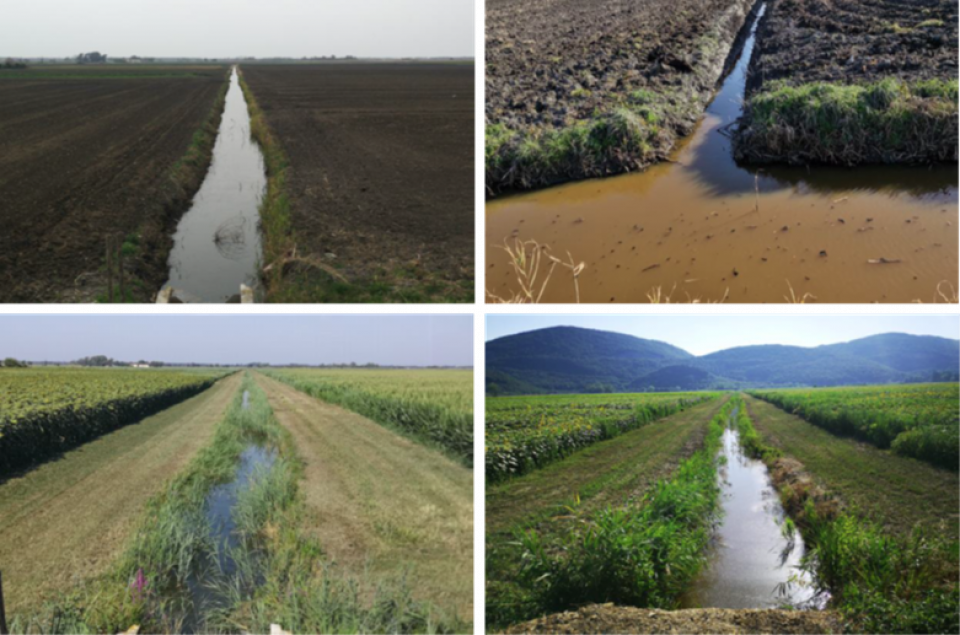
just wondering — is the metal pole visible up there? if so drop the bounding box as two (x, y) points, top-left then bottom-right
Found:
(0, 570), (9, 635)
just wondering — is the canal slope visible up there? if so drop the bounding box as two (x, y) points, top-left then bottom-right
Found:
(742, 394), (959, 537)
(253, 372), (473, 621)
(0, 373), (241, 614)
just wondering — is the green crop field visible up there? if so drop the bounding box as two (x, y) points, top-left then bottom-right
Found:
(0, 367), (225, 475)
(749, 383), (959, 470)
(261, 368), (473, 463)
(486, 391), (719, 481)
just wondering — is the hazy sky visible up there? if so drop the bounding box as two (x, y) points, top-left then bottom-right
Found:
(2, 0), (474, 58)
(486, 315), (959, 356)
(2, 315), (473, 366)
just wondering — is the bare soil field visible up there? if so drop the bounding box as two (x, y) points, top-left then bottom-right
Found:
(0, 66), (226, 302)
(240, 64), (474, 302)
(735, 0), (958, 164)
(485, 0), (755, 194)
(746, 0), (957, 89)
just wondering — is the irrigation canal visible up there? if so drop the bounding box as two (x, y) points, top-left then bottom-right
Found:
(487, 2), (958, 303)
(162, 66), (266, 303)
(681, 405), (821, 610)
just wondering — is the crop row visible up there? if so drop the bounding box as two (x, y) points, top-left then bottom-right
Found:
(0, 368), (224, 476)
(749, 383), (959, 470)
(261, 368), (474, 464)
(486, 392), (718, 482)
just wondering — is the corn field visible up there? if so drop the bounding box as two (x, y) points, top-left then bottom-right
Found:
(749, 383), (959, 470)
(486, 392), (719, 482)
(0, 367), (225, 476)
(261, 368), (474, 464)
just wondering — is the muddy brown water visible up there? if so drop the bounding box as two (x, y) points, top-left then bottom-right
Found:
(486, 4), (958, 304)
(681, 408), (821, 610)
(163, 67), (265, 303)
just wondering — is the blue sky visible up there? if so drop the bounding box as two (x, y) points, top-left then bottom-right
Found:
(1, 315), (473, 366)
(486, 315), (959, 356)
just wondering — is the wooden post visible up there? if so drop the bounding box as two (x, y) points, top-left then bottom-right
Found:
(117, 235), (125, 303)
(106, 235), (114, 303)
(0, 570), (9, 635)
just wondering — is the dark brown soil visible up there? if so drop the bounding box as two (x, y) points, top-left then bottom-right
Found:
(0, 69), (226, 302)
(240, 64), (474, 299)
(746, 0), (957, 93)
(505, 604), (843, 634)
(487, 0), (748, 131)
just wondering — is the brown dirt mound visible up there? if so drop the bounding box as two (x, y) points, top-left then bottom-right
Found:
(504, 604), (843, 634)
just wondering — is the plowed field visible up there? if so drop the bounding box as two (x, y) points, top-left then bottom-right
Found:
(241, 64), (474, 302)
(0, 67), (226, 302)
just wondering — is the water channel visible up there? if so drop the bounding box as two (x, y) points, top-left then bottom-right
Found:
(487, 4), (958, 303)
(681, 406), (821, 609)
(162, 67), (266, 303)
(178, 441), (276, 632)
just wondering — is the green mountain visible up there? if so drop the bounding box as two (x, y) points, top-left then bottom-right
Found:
(486, 328), (959, 395)
(485, 326), (692, 394)
(692, 345), (904, 386)
(820, 333), (960, 374)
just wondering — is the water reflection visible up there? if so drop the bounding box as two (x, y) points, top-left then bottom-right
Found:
(681, 4), (957, 201)
(681, 408), (820, 609)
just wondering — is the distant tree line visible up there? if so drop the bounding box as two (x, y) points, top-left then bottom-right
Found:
(3, 58), (27, 69)
(2, 358), (27, 368)
(76, 51), (108, 64)
(73, 355), (163, 367)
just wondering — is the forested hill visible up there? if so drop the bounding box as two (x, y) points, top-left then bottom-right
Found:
(486, 327), (959, 395)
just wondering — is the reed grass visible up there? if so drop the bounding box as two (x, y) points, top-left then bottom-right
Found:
(493, 400), (735, 627)
(734, 398), (958, 634)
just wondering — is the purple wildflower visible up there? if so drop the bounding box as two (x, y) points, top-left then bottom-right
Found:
(130, 568), (149, 601)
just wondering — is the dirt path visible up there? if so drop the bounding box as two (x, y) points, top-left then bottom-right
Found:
(0, 373), (241, 614)
(505, 604), (842, 634)
(253, 373), (473, 620)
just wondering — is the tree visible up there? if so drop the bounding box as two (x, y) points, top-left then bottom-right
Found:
(3, 357), (25, 368)
(74, 355), (115, 366)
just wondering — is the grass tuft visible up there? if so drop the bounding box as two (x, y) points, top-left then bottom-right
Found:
(736, 78), (959, 165)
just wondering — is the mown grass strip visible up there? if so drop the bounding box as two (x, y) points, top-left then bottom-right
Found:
(261, 369), (473, 466)
(741, 395), (958, 538)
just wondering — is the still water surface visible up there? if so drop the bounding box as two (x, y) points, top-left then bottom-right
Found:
(163, 67), (265, 303)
